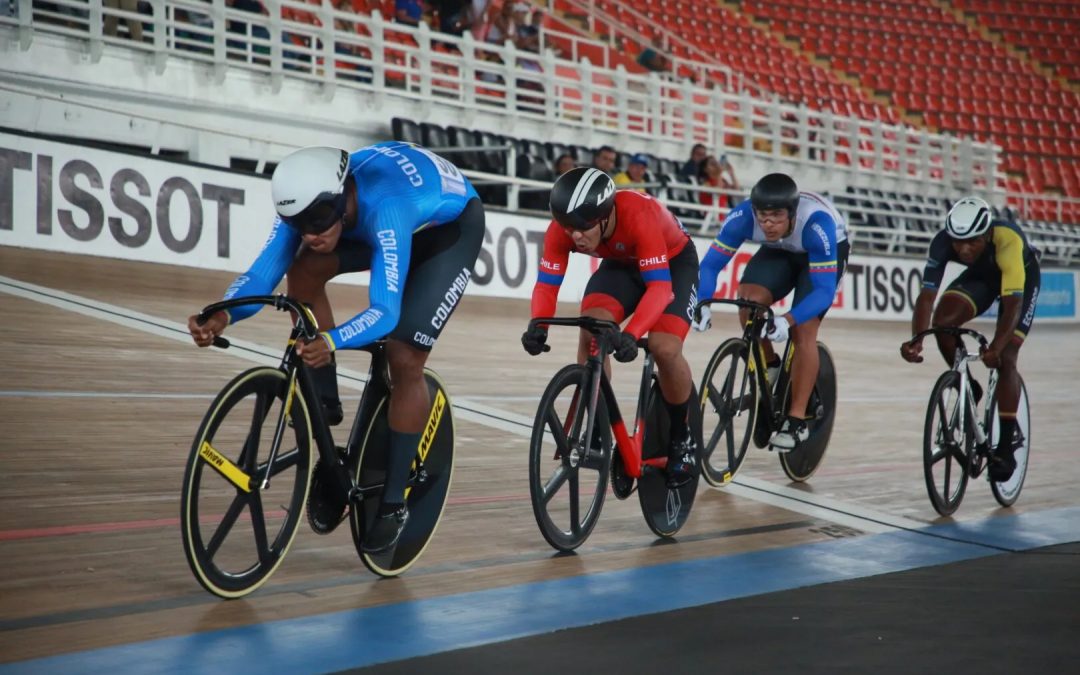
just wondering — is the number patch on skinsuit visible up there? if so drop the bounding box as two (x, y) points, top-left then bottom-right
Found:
(415, 147), (466, 197)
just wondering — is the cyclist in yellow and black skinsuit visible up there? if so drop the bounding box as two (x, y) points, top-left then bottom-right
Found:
(900, 197), (1041, 482)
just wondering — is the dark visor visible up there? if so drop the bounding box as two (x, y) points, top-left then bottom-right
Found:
(281, 190), (346, 235)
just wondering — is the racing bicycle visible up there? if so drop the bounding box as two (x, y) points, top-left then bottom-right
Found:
(180, 294), (454, 598)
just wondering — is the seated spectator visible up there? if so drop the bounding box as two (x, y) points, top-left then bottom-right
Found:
(226, 0), (270, 63)
(432, 0), (473, 37)
(554, 153), (576, 176)
(103, 0), (144, 42)
(678, 143), (707, 181)
(592, 145), (617, 175)
(614, 153), (652, 194)
(636, 46), (671, 74)
(395, 0), (426, 26)
(697, 154), (739, 209)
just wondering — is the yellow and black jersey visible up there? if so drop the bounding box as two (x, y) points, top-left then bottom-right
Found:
(921, 220), (1039, 298)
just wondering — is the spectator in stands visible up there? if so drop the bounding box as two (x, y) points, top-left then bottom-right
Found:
(678, 143), (707, 181)
(554, 153), (576, 176)
(432, 0), (473, 37)
(697, 154), (738, 209)
(592, 145), (616, 175)
(225, 0), (270, 64)
(614, 154), (653, 194)
(103, 0), (144, 42)
(636, 45), (671, 75)
(331, 0), (374, 83)
(394, 0), (427, 26)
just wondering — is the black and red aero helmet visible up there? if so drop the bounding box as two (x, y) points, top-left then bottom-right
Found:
(549, 167), (616, 230)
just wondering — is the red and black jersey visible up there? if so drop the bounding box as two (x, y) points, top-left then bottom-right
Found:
(531, 191), (691, 339)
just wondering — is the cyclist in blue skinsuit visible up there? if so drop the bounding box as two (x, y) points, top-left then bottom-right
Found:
(693, 173), (849, 450)
(187, 143), (485, 553)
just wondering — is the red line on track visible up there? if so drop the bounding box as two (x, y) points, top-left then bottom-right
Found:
(0, 494), (523, 541)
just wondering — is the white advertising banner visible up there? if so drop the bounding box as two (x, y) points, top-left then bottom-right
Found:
(2, 131), (1076, 322)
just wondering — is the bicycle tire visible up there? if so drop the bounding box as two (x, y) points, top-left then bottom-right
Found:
(638, 381), (701, 538)
(698, 337), (759, 486)
(923, 370), (972, 516)
(529, 363), (611, 552)
(351, 369), (455, 577)
(181, 367), (313, 598)
(989, 376), (1030, 507)
(779, 342), (837, 482)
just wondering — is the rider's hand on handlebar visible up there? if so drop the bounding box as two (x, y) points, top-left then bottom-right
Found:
(296, 334), (334, 368)
(980, 342), (1003, 369)
(691, 306), (712, 332)
(613, 331), (639, 363)
(900, 339), (924, 363)
(188, 311), (228, 348)
(521, 326), (550, 356)
(761, 315), (790, 344)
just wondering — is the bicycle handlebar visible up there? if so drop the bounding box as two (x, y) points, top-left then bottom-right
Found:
(529, 316), (632, 354)
(198, 295), (321, 350)
(694, 297), (775, 323)
(909, 327), (990, 350)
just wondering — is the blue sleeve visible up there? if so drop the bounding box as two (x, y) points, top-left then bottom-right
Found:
(323, 205), (417, 350)
(790, 211), (839, 325)
(222, 220), (301, 323)
(698, 203), (753, 301)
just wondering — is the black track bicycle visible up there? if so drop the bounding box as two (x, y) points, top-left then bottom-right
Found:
(911, 327), (1030, 516)
(180, 294), (454, 598)
(694, 298), (838, 485)
(527, 316), (703, 552)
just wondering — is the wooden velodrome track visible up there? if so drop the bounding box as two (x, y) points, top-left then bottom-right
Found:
(1, 245), (1078, 671)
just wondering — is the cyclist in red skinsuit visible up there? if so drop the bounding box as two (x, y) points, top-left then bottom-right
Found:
(521, 167), (700, 488)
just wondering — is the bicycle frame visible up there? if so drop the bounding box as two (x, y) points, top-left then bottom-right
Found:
(695, 297), (785, 424)
(529, 317), (662, 479)
(197, 295), (396, 506)
(913, 327), (997, 458)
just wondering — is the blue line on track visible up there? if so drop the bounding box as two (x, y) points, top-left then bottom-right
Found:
(4, 507), (1078, 675)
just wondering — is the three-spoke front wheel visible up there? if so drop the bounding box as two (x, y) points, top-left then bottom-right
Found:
(698, 338), (759, 486)
(528, 364), (611, 552)
(181, 367), (313, 598)
(923, 371), (972, 517)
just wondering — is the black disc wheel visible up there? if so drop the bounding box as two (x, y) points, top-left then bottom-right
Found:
(699, 338), (759, 486)
(351, 369), (455, 577)
(923, 370), (972, 516)
(529, 364), (612, 552)
(181, 367), (313, 598)
(779, 343), (837, 482)
(638, 382), (701, 538)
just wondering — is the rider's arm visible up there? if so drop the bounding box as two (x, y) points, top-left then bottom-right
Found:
(530, 221), (573, 319)
(322, 206), (416, 351)
(910, 289), (937, 337)
(221, 220), (302, 323)
(788, 212), (840, 326)
(991, 225), (1028, 349)
(697, 203), (753, 301)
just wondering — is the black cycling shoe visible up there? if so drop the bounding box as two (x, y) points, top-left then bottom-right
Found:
(969, 379), (983, 408)
(988, 429), (1022, 482)
(361, 504), (409, 554)
(665, 437), (698, 489)
(306, 458), (349, 535)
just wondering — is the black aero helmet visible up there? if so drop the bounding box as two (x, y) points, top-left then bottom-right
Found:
(549, 167), (616, 230)
(750, 173), (800, 219)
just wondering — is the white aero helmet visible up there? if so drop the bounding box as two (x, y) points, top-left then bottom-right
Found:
(271, 146), (350, 234)
(945, 196), (993, 240)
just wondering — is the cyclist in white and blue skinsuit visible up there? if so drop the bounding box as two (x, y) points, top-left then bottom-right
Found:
(187, 143), (485, 553)
(693, 173), (849, 451)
